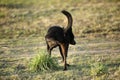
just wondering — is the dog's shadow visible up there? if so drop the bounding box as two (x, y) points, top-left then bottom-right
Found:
(52, 54), (91, 72)
(56, 61), (88, 71)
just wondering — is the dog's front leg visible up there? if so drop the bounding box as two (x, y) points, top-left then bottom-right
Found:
(65, 44), (69, 57)
(65, 44), (70, 66)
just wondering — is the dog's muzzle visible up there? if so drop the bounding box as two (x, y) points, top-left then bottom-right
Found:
(70, 40), (76, 45)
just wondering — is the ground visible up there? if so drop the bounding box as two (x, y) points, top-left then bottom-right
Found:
(0, 0), (120, 80)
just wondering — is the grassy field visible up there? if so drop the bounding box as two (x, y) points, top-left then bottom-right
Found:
(0, 0), (120, 80)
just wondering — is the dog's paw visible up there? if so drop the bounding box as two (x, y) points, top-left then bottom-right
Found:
(58, 60), (64, 63)
(67, 64), (70, 66)
(63, 68), (67, 71)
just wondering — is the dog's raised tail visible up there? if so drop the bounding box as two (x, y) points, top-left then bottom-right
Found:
(61, 10), (73, 32)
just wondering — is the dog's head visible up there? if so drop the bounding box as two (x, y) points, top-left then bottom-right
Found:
(69, 32), (76, 45)
(65, 29), (76, 45)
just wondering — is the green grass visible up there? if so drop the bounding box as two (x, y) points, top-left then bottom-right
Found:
(0, 0), (120, 80)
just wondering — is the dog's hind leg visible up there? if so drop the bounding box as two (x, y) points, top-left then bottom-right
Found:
(60, 43), (67, 70)
(46, 43), (51, 56)
(59, 46), (64, 62)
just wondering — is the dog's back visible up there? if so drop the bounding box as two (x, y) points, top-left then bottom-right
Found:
(45, 10), (75, 45)
(45, 26), (65, 43)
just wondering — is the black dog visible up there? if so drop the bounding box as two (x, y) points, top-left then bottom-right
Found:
(45, 10), (76, 70)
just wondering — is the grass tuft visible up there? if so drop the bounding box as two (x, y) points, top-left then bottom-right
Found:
(29, 50), (58, 72)
(90, 62), (108, 76)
